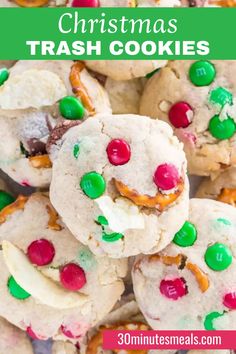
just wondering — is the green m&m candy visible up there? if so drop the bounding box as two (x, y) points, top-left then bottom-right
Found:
(209, 87), (233, 107)
(0, 190), (15, 211)
(80, 172), (106, 199)
(102, 232), (123, 243)
(216, 218), (231, 226)
(73, 143), (80, 159)
(7, 276), (31, 300)
(189, 61), (216, 87)
(204, 243), (232, 271)
(59, 96), (85, 120)
(97, 215), (108, 226)
(173, 221), (197, 247)
(208, 115), (236, 140)
(77, 248), (96, 271)
(0, 68), (9, 86)
(204, 311), (224, 330)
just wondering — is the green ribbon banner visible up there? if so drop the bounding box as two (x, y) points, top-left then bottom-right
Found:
(0, 8), (235, 59)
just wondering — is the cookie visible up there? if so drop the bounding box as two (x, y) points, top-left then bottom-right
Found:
(84, 61), (167, 81)
(105, 78), (146, 114)
(0, 193), (127, 342)
(0, 60), (110, 114)
(0, 60), (111, 187)
(78, 296), (176, 354)
(196, 167), (236, 205)
(140, 60), (236, 177)
(50, 113), (189, 258)
(0, 316), (33, 354)
(132, 198), (236, 330)
(0, 109), (56, 188)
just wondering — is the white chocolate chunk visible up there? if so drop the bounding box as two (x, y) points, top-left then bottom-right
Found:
(95, 196), (145, 233)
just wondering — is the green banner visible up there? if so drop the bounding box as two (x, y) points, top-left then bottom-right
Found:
(0, 8), (235, 59)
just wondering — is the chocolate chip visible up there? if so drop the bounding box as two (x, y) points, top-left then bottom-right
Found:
(26, 138), (47, 156)
(46, 120), (80, 154)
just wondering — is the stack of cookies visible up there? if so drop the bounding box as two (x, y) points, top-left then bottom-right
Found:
(0, 46), (235, 354)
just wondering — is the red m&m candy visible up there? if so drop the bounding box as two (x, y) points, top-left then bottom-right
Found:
(60, 263), (86, 291)
(106, 139), (131, 166)
(223, 291), (236, 309)
(61, 325), (81, 339)
(26, 326), (41, 340)
(168, 102), (193, 128)
(71, 0), (99, 6)
(153, 163), (180, 190)
(27, 239), (55, 266)
(159, 278), (187, 300)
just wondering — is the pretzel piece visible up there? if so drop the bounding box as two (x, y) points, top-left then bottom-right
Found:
(217, 188), (236, 206)
(209, 0), (236, 6)
(29, 155), (52, 169)
(186, 262), (209, 293)
(13, 0), (49, 7)
(46, 204), (62, 231)
(115, 179), (184, 211)
(86, 322), (149, 354)
(0, 195), (28, 224)
(70, 62), (95, 115)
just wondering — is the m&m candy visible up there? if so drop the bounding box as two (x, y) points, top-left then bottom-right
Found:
(60, 263), (86, 291)
(26, 327), (41, 340)
(0, 191), (15, 211)
(80, 172), (106, 199)
(173, 221), (197, 247)
(61, 325), (81, 339)
(0, 68), (9, 86)
(153, 163), (180, 191)
(204, 243), (232, 271)
(223, 291), (236, 309)
(209, 87), (233, 107)
(7, 276), (31, 300)
(159, 278), (187, 300)
(27, 239), (55, 266)
(168, 102), (193, 128)
(208, 115), (236, 140)
(106, 139), (131, 166)
(71, 0), (99, 6)
(204, 311), (224, 330)
(59, 96), (85, 120)
(189, 61), (216, 87)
